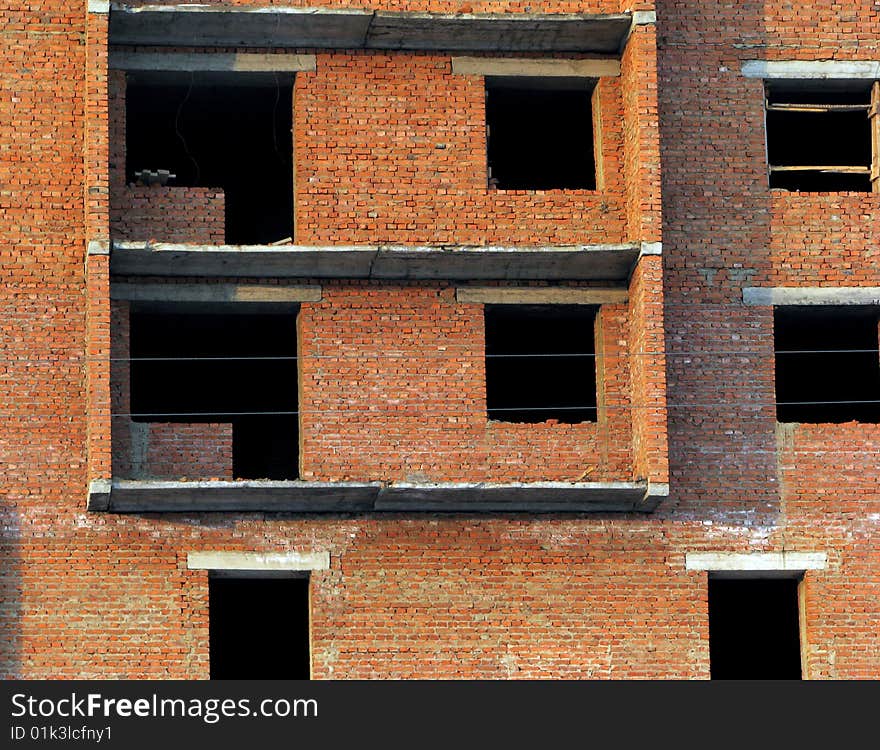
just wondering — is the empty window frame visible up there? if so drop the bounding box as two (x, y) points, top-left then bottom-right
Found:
(484, 305), (598, 423)
(708, 577), (802, 680)
(766, 80), (879, 192)
(130, 305), (299, 479)
(209, 575), (310, 679)
(125, 72), (294, 244)
(774, 306), (880, 423)
(485, 77), (597, 190)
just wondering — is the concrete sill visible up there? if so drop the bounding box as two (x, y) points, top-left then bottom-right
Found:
(109, 242), (641, 282)
(89, 479), (668, 514)
(109, 6), (633, 55)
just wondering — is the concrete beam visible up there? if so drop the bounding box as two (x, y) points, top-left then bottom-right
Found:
(87, 239), (110, 256)
(742, 60), (880, 80)
(110, 242), (642, 282)
(97, 479), (657, 513)
(451, 57), (620, 78)
(743, 286), (880, 306)
(686, 552), (827, 577)
(109, 51), (317, 73)
(110, 282), (322, 303)
(455, 286), (627, 305)
(109, 5), (633, 54)
(187, 550), (330, 572)
(88, 0), (109, 14)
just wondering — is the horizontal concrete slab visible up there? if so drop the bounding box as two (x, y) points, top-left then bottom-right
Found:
(742, 60), (880, 80)
(686, 551), (827, 576)
(188, 550), (330, 571)
(109, 51), (317, 72)
(455, 286), (627, 305)
(743, 286), (880, 306)
(110, 242), (641, 282)
(451, 57), (620, 78)
(109, 6), (633, 54)
(95, 479), (658, 513)
(111, 282), (322, 303)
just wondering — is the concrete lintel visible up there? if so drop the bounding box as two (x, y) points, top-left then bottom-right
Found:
(87, 479), (112, 511)
(109, 52), (317, 73)
(88, 239), (110, 256)
(96, 479), (656, 513)
(631, 11), (657, 26)
(742, 60), (880, 80)
(109, 242), (641, 282)
(743, 286), (880, 306)
(451, 57), (620, 78)
(639, 241), (663, 257)
(88, 0), (110, 14)
(111, 282), (322, 304)
(109, 5), (633, 54)
(188, 550), (329, 572)
(686, 551), (827, 573)
(455, 286), (627, 305)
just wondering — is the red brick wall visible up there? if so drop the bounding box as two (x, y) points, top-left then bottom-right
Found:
(298, 284), (636, 483)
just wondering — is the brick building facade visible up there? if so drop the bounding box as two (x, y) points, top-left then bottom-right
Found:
(0, 0), (877, 678)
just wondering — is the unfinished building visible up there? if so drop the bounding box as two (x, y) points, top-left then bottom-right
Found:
(0, 0), (878, 679)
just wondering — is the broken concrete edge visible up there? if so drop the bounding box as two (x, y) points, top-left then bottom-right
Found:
(451, 57), (621, 78)
(455, 286), (628, 305)
(187, 550), (330, 572)
(742, 60), (880, 79)
(111, 282), (323, 303)
(743, 286), (880, 306)
(88, 0), (110, 14)
(110, 51), (317, 73)
(94, 479), (659, 514)
(685, 551), (828, 573)
(87, 479), (112, 511)
(111, 241), (641, 254)
(87, 239), (110, 256)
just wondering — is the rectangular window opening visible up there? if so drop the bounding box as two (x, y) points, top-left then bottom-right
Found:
(774, 305), (880, 423)
(486, 77), (596, 190)
(708, 577), (802, 680)
(130, 304), (300, 480)
(209, 575), (310, 680)
(766, 81), (877, 192)
(484, 304), (598, 424)
(125, 72), (294, 244)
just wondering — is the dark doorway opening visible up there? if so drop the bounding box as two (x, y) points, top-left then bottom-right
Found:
(129, 305), (299, 479)
(708, 577), (802, 680)
(486, 78), (596, 190)
(209, 576), (310, 680)
(484, 304), (598, 423)
(126, 73), (294, 244)
(774, 305), (880, 423)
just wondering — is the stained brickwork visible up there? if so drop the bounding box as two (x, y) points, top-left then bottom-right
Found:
(0, 0), (877, 680)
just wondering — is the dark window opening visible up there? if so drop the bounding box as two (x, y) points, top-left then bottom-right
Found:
(484, 304), (597, 423)
(766, 83), (876, 192)
(130, 305), (299, 479)
(486, 78), (596, 190)
(126, 73), (294, 244)
(775, 306), (880, 423)
(210, 576), (310, 680)
(708, 577), (802, 680)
